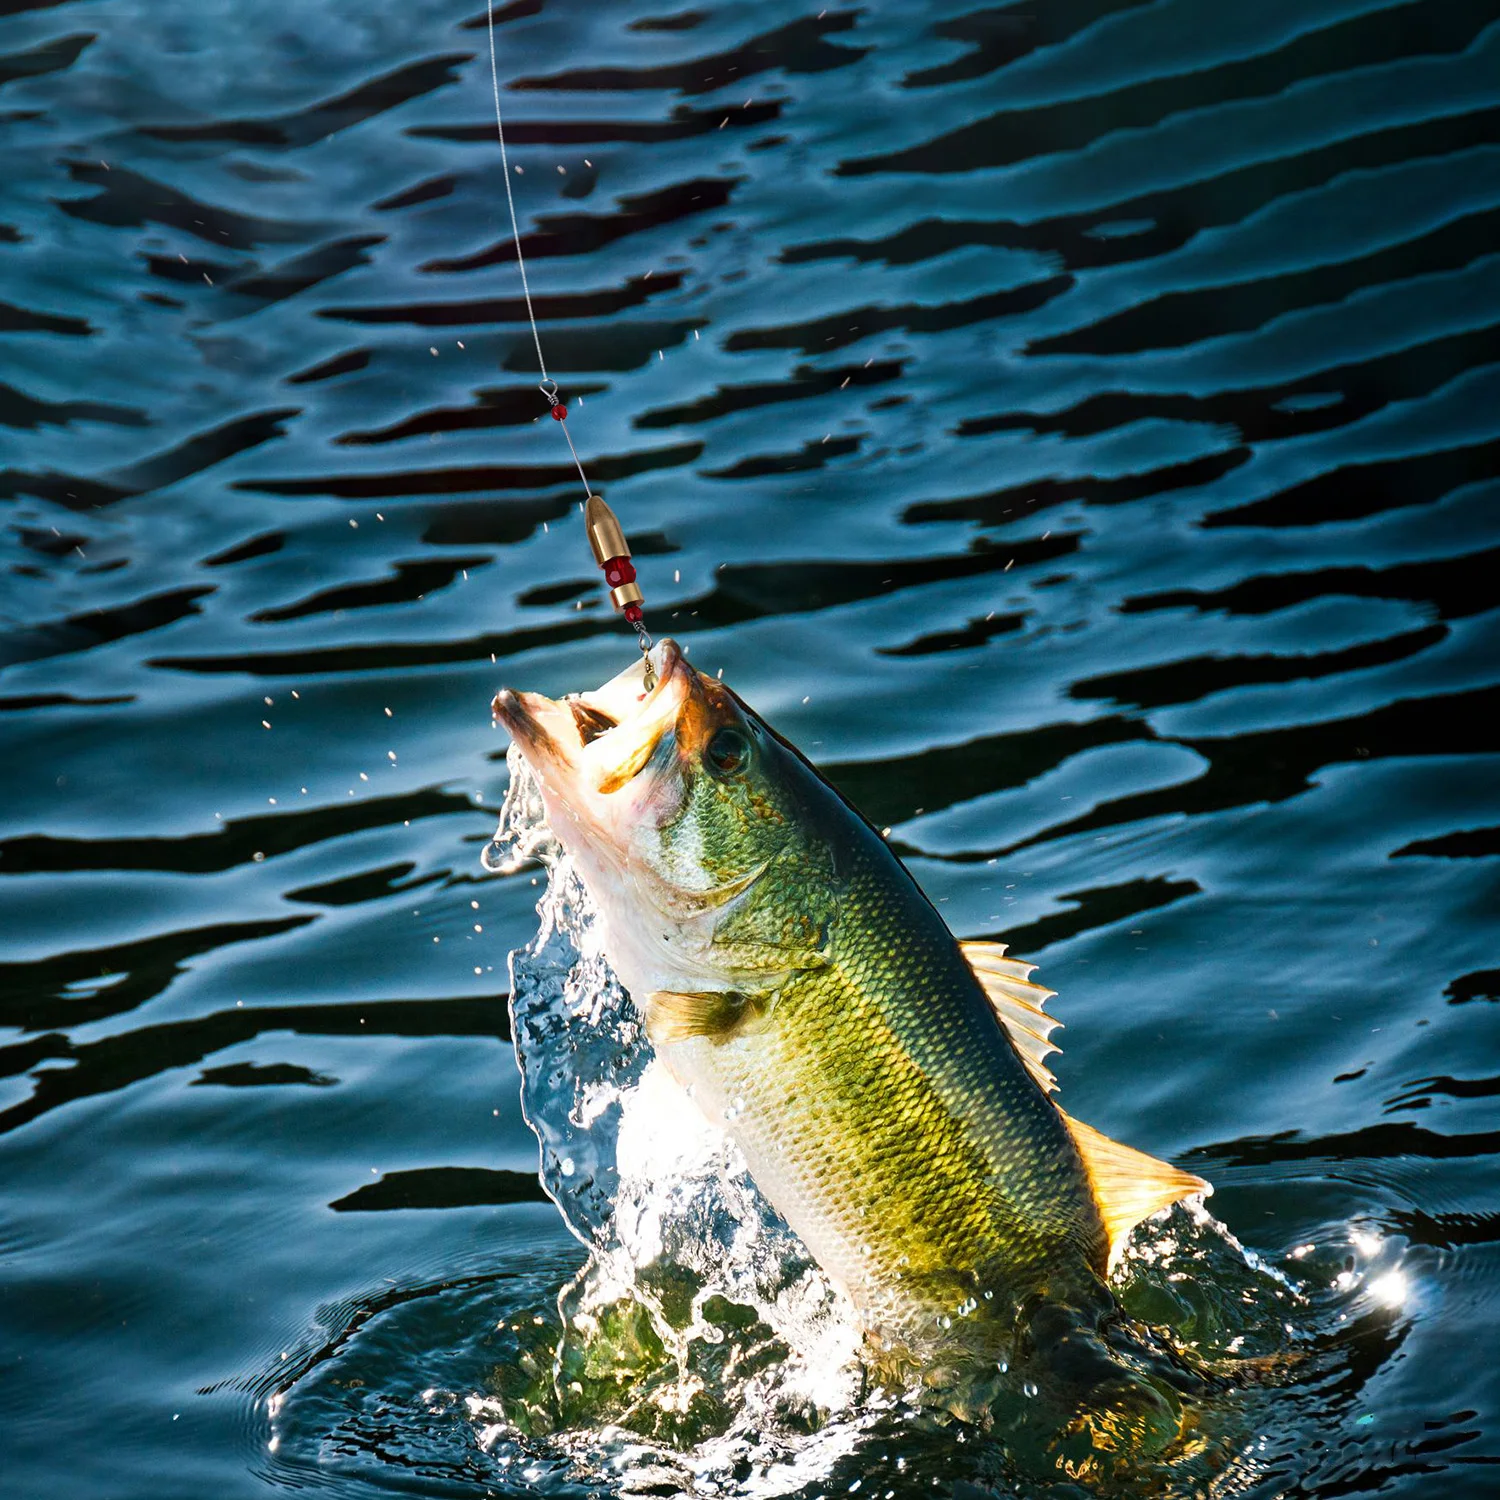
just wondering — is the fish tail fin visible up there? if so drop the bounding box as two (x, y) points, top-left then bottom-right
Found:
(1059, 1110), (1211, 1272)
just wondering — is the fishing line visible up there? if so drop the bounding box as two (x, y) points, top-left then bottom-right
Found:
(484, 0), (655, 687)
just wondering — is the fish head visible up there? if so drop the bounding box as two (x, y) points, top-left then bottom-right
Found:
(493, 639), (832, 995)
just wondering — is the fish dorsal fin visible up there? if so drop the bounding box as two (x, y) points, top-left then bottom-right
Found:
(1060, 1111), (1212, 1271)
(960, 940), (1060, 1093)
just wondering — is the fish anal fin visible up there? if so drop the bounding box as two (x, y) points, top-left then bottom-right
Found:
(643, 989), (768, 1046)
(1060, 1110), (1212, 1272)
(960, 939), (1060, 1093)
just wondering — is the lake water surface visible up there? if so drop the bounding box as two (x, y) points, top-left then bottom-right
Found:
(2, 1), (1499, 1495)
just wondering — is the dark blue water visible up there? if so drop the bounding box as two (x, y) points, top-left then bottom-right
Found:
(3, 0), (1499, 1494)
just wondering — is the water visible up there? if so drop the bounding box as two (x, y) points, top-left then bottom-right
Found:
(1, 0), (1497, 1493)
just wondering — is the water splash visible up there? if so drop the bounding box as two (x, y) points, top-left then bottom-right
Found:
(482, 755), (552, 876)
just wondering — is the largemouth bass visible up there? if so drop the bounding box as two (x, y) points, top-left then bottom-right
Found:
(493, 639), (1209, 1418)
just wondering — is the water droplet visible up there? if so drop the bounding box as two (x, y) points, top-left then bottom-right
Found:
(560, 1157), (575, 1177)
(480, 840), (507, 872)
(1023, 1380), (1038, 1398)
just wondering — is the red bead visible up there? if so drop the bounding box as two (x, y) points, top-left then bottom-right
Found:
(602, 556), (636, 588)
(550, 403), (567, 420)
(623, 602), (644, 625)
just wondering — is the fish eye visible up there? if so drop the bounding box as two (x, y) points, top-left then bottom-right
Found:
(705, 726), (751, 778)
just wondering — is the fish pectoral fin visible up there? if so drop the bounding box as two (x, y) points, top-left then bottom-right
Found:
(1060, 1110), (1212, 1272)
(643, 988), (770, 1045)
(961, 939), (1061, 1093)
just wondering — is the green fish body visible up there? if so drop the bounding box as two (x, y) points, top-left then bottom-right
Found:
(494, 639), (1207, 1395)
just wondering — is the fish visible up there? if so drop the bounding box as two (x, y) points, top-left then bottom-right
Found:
(492, 638), (1210, 1428)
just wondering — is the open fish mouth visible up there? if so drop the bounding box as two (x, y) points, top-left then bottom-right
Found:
(492, 637), (699, 801)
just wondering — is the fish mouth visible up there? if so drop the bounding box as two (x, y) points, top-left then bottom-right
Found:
(492, 637), (703, 803)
